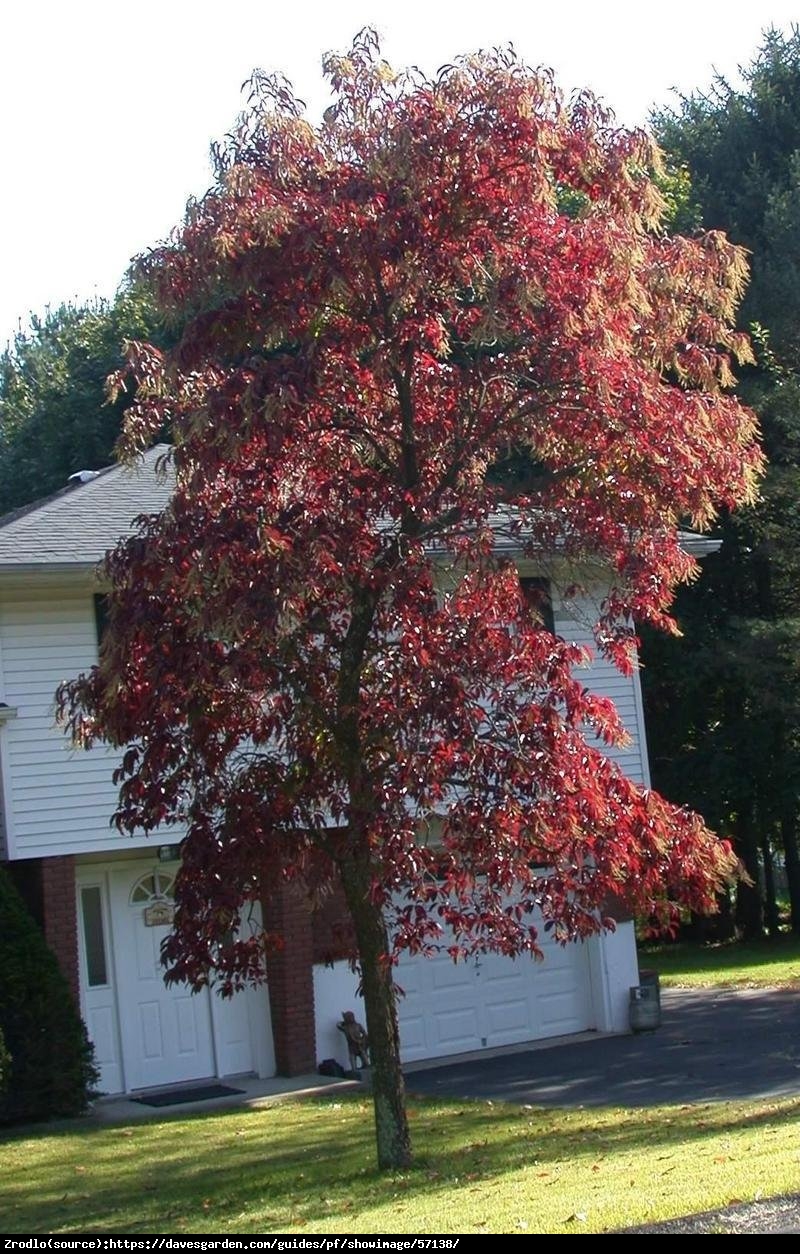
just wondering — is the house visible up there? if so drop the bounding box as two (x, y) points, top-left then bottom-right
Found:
(0, 445), (696, 1097)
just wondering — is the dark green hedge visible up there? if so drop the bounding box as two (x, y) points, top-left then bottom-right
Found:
(0, 865), (98, 1123)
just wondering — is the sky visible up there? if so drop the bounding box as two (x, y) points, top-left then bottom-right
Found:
(1, 0), (798, 348)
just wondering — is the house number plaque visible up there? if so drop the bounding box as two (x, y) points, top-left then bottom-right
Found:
(143, 902), (174, 927)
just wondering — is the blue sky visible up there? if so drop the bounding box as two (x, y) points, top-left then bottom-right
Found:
(1, 0), (798, 347)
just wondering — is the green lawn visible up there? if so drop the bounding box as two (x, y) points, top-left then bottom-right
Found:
(3, 1093), (800, 1235)
(639, 934), (800, 988)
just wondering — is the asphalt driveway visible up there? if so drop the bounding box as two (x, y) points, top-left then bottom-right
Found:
(404, 985), (800, 1107)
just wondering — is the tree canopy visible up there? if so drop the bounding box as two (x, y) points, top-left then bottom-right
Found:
(60, 32), (760, 1167)
(0, 288), (167, 514)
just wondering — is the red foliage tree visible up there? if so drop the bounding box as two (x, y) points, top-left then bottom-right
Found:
(59, 32), (762, 1167)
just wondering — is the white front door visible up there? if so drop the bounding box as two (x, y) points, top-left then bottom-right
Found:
(110, 864), (216, 1090)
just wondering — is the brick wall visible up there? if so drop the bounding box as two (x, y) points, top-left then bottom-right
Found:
(40, 855), (80, 1004)
(312, 878), (355, 965)
(263, 879), (317, 1075)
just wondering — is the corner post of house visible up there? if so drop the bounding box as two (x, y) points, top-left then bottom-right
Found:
(40, 853), (80, 1006)
(589, 892), (639, 1034)
(263, 878), (316, 1076)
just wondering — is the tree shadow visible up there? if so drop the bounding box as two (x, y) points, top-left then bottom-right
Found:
(3, 1088), (800, 1234)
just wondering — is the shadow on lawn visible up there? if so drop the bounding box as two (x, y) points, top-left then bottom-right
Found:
(4, 1089), (800, 1234)
(3, 987), (799, 1233)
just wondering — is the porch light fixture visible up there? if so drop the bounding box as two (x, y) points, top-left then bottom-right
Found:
(157, 843), (182, 862)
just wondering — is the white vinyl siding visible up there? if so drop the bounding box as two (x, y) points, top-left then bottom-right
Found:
(0, 588), (153, 859)
(0, 578), (649, 861)
(0, 755), (8, 860)
(555, 593), (649, 785)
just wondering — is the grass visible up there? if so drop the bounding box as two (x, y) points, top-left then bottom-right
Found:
(3, 1093), (800, 1235)
(640, 934), (800, 988)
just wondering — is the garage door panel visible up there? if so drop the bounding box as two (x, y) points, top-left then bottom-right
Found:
(398, 1013), (427, 1054)
(538, 989), (586, 1031)
(477, 957), (528, 989)
(395, 961), (424, 997)
(396, 907), (594, 1063)
(537, 944), (578, 973)
(537, 964), (577, 989)
(430, 958), (475, 990)
(433, 1006), (482, 1051)
(483, 996), (532, 1038)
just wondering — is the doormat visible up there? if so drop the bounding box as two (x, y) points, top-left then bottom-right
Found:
(132, 1083), (246, 1107)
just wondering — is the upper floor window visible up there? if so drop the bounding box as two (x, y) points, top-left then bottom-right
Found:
(93, 594), (108, 649)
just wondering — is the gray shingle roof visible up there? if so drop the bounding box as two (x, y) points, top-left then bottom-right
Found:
(0, 442), (722, 569)
(0, 445), (174, 568)
(677, 530), (722, 557)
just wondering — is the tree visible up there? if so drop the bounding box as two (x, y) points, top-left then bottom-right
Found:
(0, 287), (168, 514)
(648, 26), (800, 935)
(0, 865), (98, 1124)
(653, 26), (800, 365)
(59, 32), (760, 1168)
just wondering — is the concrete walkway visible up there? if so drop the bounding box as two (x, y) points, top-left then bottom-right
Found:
(90, 1071), (357, 1123)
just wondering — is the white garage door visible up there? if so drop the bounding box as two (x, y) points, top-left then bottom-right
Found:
(396, 921), (593, 1063)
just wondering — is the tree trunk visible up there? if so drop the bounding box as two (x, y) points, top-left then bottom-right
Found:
(733, 804), (763, 939)
(781, 807), (800, 935)
(760, 831), (781, 938)
(334, 581), (411, 1169)
(340, 856), (412, 1170)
